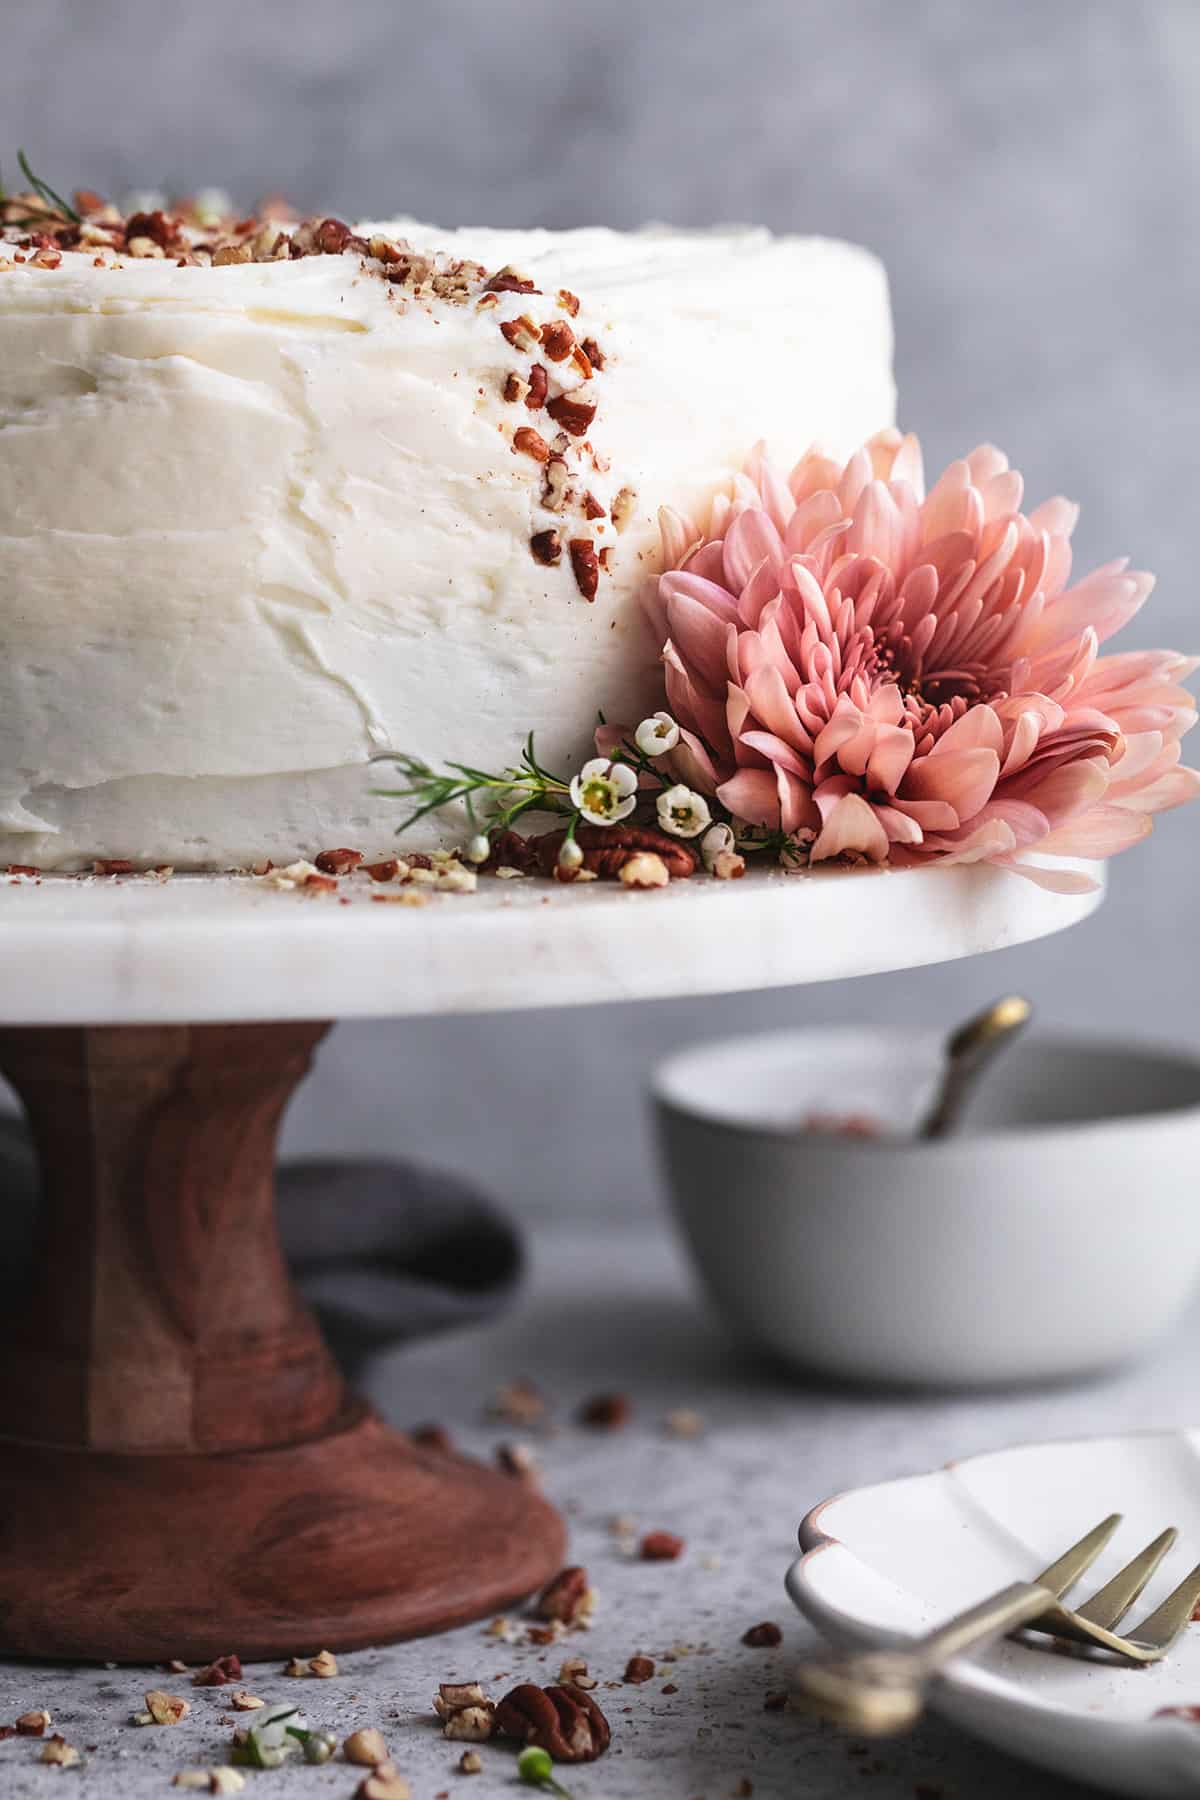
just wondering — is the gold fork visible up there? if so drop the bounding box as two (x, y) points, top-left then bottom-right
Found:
(793, 1515), (1200, 1736)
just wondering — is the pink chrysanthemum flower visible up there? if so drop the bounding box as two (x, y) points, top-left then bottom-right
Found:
(648, 430), (1199, 890)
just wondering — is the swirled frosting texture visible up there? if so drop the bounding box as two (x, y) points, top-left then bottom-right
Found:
(0, 221), (894, 866)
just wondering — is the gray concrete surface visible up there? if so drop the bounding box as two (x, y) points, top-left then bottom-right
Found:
(4, 1211), (1182, 1800)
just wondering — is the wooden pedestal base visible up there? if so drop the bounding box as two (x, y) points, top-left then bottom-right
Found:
(0, 1022), (564, 1661)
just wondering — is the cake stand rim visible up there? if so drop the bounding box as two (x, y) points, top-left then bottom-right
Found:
(0, 859), (1103, 1024)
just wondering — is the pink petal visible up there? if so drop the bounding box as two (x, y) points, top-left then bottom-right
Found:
(659, 506), (700, 569)
(846, 480), (901, 564)
(1114, 765), (1200, 813)
(594, 722), (629, 761)
(680, 540), (728, 584)
(788, 445), (843, 504)
(888, 796), (961, 832)
(866, 725), (916, 795)
(999, 708), (1042, 778)
(1031, 564), (1154, 655)
(785, 490), (843, 557)
(1010, 756), (1109, 827)
(738, 559), (783, 628)
(739, 729), (810, 779)
(888, 433), (925, 500)
(666, 592), (734, 691)
(663, 639), (730, 754)
(778, 766), (817, 834)
(1035, 806), (1153, 857)
(742, 442), (795, 535)
(812, 693), (864, 769)
(873, 804), (923, 845)
(928, 703), (1004, 758)
(866, 428), (906, 479)
(1000, 860), (1100, 895)
(717, 768), (782, 827)
(660, 570), (741, 624)
(744, 664), (810, 752)
(810, 793), (890, 864)
(668, 729), (721, 796)
(964, 443), (1010, 485)
(837, 448), (875, 514)
(901, 746), (1001, 821)
(1026, 495), (1080, 540)
(978, 467), (1023, 521)
(723, 508), (785, 591)
(924, 817), (1018, 864)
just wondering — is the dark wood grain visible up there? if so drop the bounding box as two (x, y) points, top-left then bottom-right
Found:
(0, 1023), (565, 1659)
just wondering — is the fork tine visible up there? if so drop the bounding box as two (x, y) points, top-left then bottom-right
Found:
(1034, 1513), (1123, 1598)
(1126, 1560), (1200, 1654)
(1072, 1528), (1178, 1630)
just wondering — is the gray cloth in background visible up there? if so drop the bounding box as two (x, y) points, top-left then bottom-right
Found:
(0, 1117), (523, 1375)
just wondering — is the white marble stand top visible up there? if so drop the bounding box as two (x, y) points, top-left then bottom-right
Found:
(0, 862), (1101, 1024)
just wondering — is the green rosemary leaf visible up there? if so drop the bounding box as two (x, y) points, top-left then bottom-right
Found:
(16, 149), (80, 223)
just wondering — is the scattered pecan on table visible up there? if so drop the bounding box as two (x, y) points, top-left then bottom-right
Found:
(495, 1683), (611, 1763)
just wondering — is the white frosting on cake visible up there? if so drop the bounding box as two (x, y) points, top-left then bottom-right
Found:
(0, 220), (895, 867)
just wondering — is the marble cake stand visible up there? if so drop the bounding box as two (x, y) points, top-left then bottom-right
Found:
(0, 862), (1100, 1662)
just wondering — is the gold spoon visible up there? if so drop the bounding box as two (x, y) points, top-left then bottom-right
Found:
(917, 995), (1033, 1140)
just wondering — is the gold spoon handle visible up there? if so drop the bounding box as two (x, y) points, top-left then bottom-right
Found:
(918, 995), (1033, 1140)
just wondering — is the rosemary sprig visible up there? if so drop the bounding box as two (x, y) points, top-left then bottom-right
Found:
(735, 823), (809, 864)
(15, 148), (80, 222)
(371, 733), (574, 836)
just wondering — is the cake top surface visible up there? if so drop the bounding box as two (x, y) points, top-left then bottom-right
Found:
(0, 181), (887, 318)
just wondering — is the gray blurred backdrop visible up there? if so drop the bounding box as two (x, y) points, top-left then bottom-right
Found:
(3, 1), (1196, 1218)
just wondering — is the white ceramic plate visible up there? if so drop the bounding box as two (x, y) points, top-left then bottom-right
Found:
(789, 1431), (1200, 1797)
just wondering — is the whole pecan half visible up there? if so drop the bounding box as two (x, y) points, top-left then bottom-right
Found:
(316, 217), (352, 254)
(495, 1684), (610, 1763)
(534, 1566), (589, 1624)
(483, 830), (540, 875)
(535, 825), (696, 881)
(315, 847), (363, 875)
(640, 1529), (685, 1561)
(192, 1654), (243, 1687)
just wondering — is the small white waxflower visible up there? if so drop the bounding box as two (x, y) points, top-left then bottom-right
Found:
(121, 188), (168, 215)
(634, 712), (681, 757)
(657, 784), (712, 839)
(192, 186), (234, 226)
(464, 834), (491, 865)
(700, 822), (735, 870)
(558, 836), (584, 870)
(569, 758), (637, 827)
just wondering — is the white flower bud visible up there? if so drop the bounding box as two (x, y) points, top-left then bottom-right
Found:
(121, 189), (168, 215)
(558, 837), (584, 870)
(464, 834), (491, 865)
(700, 822), (735, 870)
(634, 712), (681, 757)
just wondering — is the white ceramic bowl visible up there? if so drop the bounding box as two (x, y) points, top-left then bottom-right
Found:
(652, 1027), (1200, 1387)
